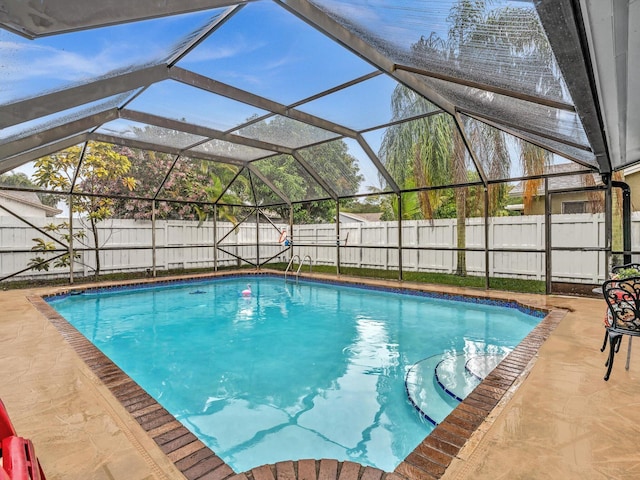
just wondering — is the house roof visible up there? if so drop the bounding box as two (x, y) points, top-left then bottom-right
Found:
(509, 164), (603, 197)
(0, 190), (63, 216)
(339, 212), (382, 223)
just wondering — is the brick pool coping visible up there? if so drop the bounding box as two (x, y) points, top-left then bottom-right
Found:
(29, 272), (566, 480)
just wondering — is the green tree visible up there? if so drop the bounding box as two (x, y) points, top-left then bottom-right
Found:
(0, 171), (60, 207)
(33, 142), (136, 277)
(109, 122), (361, 225)
(106, 146), (244, 225)
(27, 222), (85, 272)
(0, 172), (36, 188)
(247, 143), (362, 224)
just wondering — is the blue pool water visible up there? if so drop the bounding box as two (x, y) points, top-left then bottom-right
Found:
(47, 276), (543, 472)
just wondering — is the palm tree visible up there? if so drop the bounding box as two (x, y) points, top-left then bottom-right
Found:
(380, 0), (555, 275)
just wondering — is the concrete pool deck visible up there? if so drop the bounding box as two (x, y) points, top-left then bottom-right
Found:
(0, 271), (638, 479)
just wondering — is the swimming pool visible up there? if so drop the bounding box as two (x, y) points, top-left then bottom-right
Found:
(46, 275), (543, 472)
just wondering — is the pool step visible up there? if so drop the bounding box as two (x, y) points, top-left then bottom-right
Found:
(406, 353), (507, 424)
(434, 355), (482, 401)
(405, 355), (459, 425)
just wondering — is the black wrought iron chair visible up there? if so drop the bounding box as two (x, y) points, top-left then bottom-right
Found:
(601, 276), (640, 380)
(601, 264), (640, 352)
(611, 263), (640, 275)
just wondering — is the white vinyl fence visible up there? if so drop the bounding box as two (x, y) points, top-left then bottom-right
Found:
(0, 212), (628, 284)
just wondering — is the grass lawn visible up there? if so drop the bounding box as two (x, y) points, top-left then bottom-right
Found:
(265, 263), (546, 294)
(2, 262), (545, 294)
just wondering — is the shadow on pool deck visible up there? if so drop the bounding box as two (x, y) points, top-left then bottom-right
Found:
(1, 270), (636, 480)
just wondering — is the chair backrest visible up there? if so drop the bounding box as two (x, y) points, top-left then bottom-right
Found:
(602, 276), (640, 333)
(612, 263), (640, 274)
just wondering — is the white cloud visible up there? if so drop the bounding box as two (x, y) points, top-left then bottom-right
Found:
(183, 37), (265, 63)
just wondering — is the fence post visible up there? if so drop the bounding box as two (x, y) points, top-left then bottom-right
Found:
(416, 221), (420, 272)
(384, 223), (389, 271)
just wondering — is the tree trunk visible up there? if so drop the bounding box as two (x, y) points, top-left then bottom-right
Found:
(91, 218), (100, 278)
(455, 188), (467, 276)
(453, 131), (467, 276)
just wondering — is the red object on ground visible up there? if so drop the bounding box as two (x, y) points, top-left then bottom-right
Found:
(1, 436), (42, 480)
(0, 398), (16, 440)
(0, 399), (46, 480)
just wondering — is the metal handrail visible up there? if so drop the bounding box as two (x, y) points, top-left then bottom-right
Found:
(294, 255), (313, 283)
(284, 255), (301, 282)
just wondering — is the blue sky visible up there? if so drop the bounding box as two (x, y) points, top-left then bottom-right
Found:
(2, 0), (560, 197)
(1, 1), (405, 194)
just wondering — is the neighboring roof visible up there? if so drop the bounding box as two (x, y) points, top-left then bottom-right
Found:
(339, 212), (382, 223)
(0, 190), (62, 216)
(509, 163), (603, 197)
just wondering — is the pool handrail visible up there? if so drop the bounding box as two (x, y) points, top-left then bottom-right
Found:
(285, 255), (312, 283)
(295, 255), (313, 283)
(284, 255), (301, 282)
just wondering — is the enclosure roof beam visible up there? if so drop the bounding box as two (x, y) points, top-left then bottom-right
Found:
(0, 65), (169, 129)
(291, 151), (338, 201)
(0, 133), (90, 175)
(167, 4), (244, 67)
(90, 133), (183, 156)
(275, 0), (456, 116)
(460, 108), (592, 152)
(246, 164), (292, 207)
(119, 109), (293, 155)
(392, 63), (576, 112)
(355, 134), (399, 194)
(535, 0), (611, 173)
(463, 112), (598, 170)
(90, 132), (247, 168)
(453, 111), (488, 187)
(288, 71), (384, 109)
(169, 67), (358, 137)
(0, 109), (119, 160)
(0, 0), (256, 38)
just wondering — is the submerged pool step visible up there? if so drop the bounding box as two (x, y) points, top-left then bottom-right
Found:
(434, 355), (482, 402)
(405, 355), (459, 425)
(406, 353), (507, 424)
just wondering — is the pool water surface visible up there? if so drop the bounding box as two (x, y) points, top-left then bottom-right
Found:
(47, 276), (542, 472)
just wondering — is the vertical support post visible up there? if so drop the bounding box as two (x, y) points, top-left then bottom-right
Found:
(604, 174), (613, 272)
(397, 192), (403, 281)
(545, 178), (552, 294)
(484, 187), (489, 290)
(213, 205), (218, 272)
(612, 181), (632, 265)
(622, 186), (632, 265)
(151, 200), (157, 277)
(68, 193), (74, 285)
(336, 199), (341, 275)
